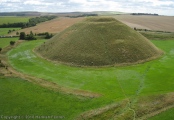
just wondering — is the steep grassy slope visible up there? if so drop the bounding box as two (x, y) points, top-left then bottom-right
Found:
(36, 17), (162, 66)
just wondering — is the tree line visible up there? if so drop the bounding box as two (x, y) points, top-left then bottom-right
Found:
(131, 13), (158, 16)
(66, 14), (98, 18)
(0, 16), (57, 28)
(19, 31), (53, 40)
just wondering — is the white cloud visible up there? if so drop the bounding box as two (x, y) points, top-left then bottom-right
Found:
(0, 0), (174, 15)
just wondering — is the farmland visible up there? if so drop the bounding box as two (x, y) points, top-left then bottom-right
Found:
(7, 15), (174, 37)
(0, 28), (20, 36)
(114, 15), (174, 32)
(0, 15), (174, 119)
(0, 37), (18, 48)
(0, 16), (30, 25)
(8, 17), (84, 36)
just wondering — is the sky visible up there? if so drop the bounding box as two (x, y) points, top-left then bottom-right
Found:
(0, 0), (174, 16)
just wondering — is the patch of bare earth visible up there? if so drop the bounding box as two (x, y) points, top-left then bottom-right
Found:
(114, 15), (174, 32)
(75, 93), (174, 120)
(0, 42), (100, 98)
(136, 92), (174, 120)
(9, 17), (85, 35)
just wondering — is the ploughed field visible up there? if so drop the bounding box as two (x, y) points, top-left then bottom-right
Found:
(114, 15), (174, 32)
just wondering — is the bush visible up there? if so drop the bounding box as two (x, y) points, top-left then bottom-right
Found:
(0, 48), (2, 52)
(10, 41), (15, 45)
(45, 32), (53, 39)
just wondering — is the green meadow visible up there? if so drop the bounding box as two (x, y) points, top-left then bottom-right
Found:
(0, 37), (19, 48)
(4, 39), (174, 119)
(0, 28), (21, 36)
(0, 76), (100, 120)
(0, 16), (30, 25)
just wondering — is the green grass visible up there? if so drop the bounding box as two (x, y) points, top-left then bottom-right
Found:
(0, 16), (30, 25)
(6, 39), (174, 119)
(149, 107), (174, 120)
(0, 37), (19, 48)
(0, 28), (21, 36)
(140, 31), (174, 40)
(8, 40), (174, 96)
(0, 76), (103, 120)
(36, 17), (162, 66)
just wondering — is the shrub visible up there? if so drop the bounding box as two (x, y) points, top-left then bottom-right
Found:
(10, 41), (15, 46)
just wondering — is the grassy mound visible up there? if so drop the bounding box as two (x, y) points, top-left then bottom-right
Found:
(36, 17), (163, 66)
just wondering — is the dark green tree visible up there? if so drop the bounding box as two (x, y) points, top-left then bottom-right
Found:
(0, 47), (2, 52)
(25, 31), (36, 40)
(45, 32), (53, 39)
(8, 30), (12, 34)
(19, 32), (26, 40)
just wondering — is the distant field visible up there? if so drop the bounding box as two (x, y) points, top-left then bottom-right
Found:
(0, 16), (30, 25)
(0, 37), (18, 48)
(8, 15), (174, 36)
(114, 15), (174, 32)
(0, 28), (20, 36)
(9, 17), (84, 35)
(140, 31), (174, 40)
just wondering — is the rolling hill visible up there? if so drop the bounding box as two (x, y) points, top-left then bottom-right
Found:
(36, 17), (163, 67)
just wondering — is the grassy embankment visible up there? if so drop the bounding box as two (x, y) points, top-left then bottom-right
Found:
(4, 39), (174, 119)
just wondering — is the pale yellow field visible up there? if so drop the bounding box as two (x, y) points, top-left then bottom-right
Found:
(8, 15), (174, 36)
(114, 15), (174, 32)
(9, 17), (84, 35)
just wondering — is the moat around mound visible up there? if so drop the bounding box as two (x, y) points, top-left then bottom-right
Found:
(36, 17), (163, 66)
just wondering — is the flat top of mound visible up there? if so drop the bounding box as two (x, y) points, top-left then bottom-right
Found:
(36, 17), (163, 67)
(85, 17), (116, 22)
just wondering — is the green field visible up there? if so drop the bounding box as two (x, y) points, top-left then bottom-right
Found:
(140, 31), (174, 40)
(0, 28), (21, 36)
(0, 76), (99, 120)
(4, 39), (174, 119)
(0, 37), (19, 48)
(0, 16), (30, 25)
